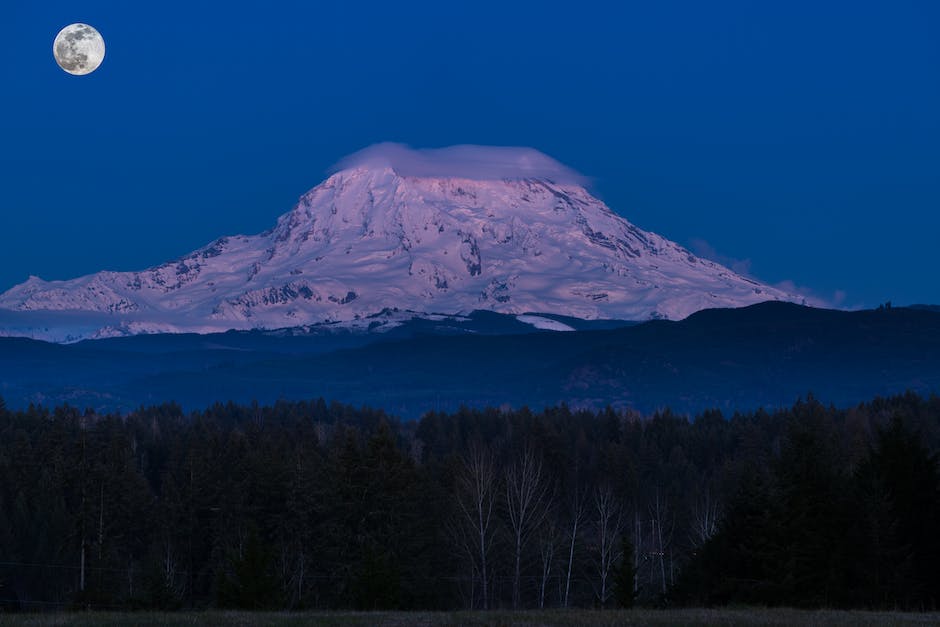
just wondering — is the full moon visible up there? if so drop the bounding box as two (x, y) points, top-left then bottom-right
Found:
(53, 23), (105, 75)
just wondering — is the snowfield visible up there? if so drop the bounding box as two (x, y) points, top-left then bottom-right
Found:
(0, 147), (803, 342)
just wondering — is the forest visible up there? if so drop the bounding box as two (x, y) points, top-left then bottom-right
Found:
(0, 391), (938, 611)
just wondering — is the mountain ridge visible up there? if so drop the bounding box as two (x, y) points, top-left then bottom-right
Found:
(0, 302), (937, 417)
(0, 148), (803, 341)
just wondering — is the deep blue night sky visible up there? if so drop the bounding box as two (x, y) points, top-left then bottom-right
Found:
(4, 1), (938, 307)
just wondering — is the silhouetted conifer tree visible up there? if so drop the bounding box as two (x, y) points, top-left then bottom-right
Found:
(614, 532), (636, 608)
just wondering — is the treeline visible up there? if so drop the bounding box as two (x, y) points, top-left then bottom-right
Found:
(0, 392), (938, 611)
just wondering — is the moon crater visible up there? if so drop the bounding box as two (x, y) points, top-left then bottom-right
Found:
(53, 23), (105, 76)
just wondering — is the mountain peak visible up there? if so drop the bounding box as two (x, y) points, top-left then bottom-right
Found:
(0, 145), (804, 341)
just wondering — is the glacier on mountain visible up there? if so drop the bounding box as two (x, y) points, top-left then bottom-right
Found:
(0, 145), (803, 341)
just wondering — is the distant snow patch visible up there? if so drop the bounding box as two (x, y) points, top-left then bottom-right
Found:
(516, 315), (576, 332)
(333, 143), (588, 185)
(425, 313), (471, 322)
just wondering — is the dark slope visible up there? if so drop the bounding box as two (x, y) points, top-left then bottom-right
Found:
(1, 302), (937, 417)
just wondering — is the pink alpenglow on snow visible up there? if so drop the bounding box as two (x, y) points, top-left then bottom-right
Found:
(332, 143), (589, 185)
(0, 145), (805, 342)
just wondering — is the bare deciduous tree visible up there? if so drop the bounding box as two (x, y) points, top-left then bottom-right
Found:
(632, 507), (643, 597)
(537, 508), (559, 608)
(592, 485), (622, 606)
(452, 442), (498, 609)
(445, 515), (478, 609)
(505, 446), (550, 608)
(690, 488), (721, 549)
(563, 487), (586, 608)
(648, 489), (675, 595)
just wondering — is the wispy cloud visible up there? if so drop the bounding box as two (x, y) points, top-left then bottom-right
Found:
(772, 279), (850, 309)
(332, 143), (588, 185)
(688, 237), (753, 277)
(689, 238), (850, 309)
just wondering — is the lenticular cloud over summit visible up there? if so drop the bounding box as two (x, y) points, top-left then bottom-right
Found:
(332, 143), (588, 185)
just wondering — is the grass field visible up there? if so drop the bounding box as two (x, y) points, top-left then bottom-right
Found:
(2, 609), (940, 627)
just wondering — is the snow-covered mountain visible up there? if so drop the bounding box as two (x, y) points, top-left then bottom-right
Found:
(0, 145), (803, 341)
